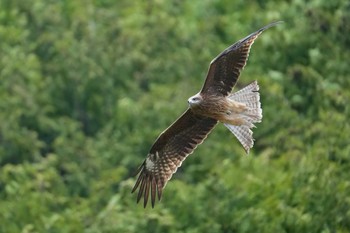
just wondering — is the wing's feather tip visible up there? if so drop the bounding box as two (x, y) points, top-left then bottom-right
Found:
(132, 166), (167, 207)
(131, 162), (146, 196)
(131, 171), (143, 194)
(260, 21), (284, 31)
(143, 176), (150, 208)
(158, 188), (163, 201)
(137, 174), (147, 203)
(151, 177), (156, 208)
(136, 191), (142, 203)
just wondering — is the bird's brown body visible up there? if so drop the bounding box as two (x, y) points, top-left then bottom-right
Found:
(188, 93), (248, 125)
(132, 21), (282, 208)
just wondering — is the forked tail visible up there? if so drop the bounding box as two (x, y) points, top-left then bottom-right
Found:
(224, 81), (262, 153)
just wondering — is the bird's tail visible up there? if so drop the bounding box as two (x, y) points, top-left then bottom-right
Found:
(224, 81), (262, 153)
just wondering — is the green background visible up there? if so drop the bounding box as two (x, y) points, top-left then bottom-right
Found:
(1, 0), (349, 232)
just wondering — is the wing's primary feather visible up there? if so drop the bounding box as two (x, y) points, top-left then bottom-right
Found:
(200, 21), (282, 96)
(132, 109), (217, 208)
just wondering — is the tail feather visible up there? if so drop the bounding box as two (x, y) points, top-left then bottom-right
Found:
(229, 80), (262, 124)
(225, 81), (262, 153)
(224, 123), (254, 153)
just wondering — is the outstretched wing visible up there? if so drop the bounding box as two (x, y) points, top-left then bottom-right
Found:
(132, 109), (217, 208)
(200, 21), (282, 96)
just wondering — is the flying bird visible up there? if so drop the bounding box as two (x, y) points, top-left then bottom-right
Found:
(132, 21), (281, 208)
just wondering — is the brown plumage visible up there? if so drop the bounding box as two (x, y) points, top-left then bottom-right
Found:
(132, 21), (282, 208)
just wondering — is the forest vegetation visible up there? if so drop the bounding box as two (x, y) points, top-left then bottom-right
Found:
(0, 0), (349, 232)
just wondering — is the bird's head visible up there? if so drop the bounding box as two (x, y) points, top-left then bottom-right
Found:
(188, 93), (203, 108)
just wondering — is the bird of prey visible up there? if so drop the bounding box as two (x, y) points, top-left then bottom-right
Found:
(132, 21), (281, 208)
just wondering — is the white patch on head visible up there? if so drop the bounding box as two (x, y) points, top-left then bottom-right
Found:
(188, 93), (202, 107)
(145, 157), (155, 170)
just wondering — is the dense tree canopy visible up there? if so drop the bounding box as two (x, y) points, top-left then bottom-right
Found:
(1, 0), (349, 232)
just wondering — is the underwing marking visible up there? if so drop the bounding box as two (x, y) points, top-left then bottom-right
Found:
(145, 157), (155, 170)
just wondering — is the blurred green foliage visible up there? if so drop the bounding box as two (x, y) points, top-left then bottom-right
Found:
(0, 0), (349, 232)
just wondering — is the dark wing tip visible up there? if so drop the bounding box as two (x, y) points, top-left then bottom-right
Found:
(132, 164), (163, 208)
(258, 21), (284, 33)
(211, 21), (283, 64)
